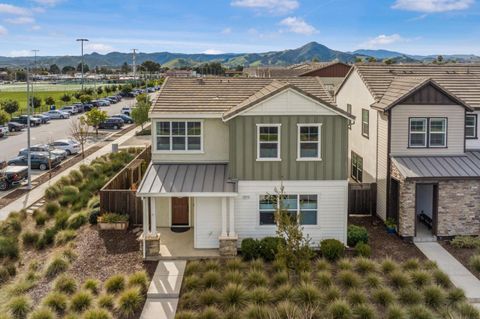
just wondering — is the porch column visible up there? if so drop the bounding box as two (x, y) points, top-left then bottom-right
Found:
(142, 197), (148, 259)
(150, 197), (157, 236)
(228, 197), (236, 237)
(221, 197), (228, 237)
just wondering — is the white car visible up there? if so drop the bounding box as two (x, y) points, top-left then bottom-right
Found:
(50, 139), (81, 155)
(60, 105), (78, 115)
(44, 110), (70, 119)
(121, 107), (134, 116)
(0, 125), (8, 137)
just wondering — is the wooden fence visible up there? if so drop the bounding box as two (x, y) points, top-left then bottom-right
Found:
(348, 183), (376, 215)
(99, 146), (151, 225)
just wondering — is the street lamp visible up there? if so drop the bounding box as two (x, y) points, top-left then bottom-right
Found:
(76, 38), (89, 90)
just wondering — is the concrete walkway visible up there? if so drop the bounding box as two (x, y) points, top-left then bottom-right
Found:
(140, 260), (186, 319)
(415, 242), (480, 304)
(0, 126), (140, 220)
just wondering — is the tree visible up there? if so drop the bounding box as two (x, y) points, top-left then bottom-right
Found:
(15, 70), (27, 81)
(104, 86), (112, 94)
(140, 60), (161, 73)
(355, 57), (363, 63)
(121, 84), (132, 95)
(384, 58), (395, 65)
(84, 108), (108, 137)
(49, 64), (61, 74)
(70, 116), (90, 159)
(0, 109), (9, 125)
(121, 62), (131, 74)
(367, 57), (377, 63)
(76, 63), (90, 73)
(311, 57), (320, 62)
(60, 94), (71, 104)
(437, 55), (444, 63)
(32, 97), (42, 110)
(79, 95), (92, 103)
(45, 96), (55, 107)
(96, 86), (103, 95)
(1, 100), (19, 119)
(62, 66), (76, 74)
(132, 101), (150, 130)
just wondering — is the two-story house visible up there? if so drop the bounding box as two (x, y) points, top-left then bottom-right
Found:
(137, 77), (354, 257)
(336, 63), (480, 241)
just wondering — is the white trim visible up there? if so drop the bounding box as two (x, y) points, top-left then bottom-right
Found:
(409, 118), (428, 148)
(297, 123), (322, 161)
(154, 120), (204, 153)
(137, 192), (238, 198)
(429, 117), (447, 148)
(256, 123), (281, 161)
(150, 113), (222, 119)
(258, 193), (319, 226)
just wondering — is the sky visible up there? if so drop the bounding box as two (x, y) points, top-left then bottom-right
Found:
(0, 0), (479, 57)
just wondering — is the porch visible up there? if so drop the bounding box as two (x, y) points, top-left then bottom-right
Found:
(156, 228), (219, 259)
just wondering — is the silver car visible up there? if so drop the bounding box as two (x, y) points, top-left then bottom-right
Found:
(44, 110), (70, 119)
(19, 144), (68, 160)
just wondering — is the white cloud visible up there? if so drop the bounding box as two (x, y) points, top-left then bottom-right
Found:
(392, 0), (473, 12)
(361, 34), (408, 48)
(85, 43), (114, 53)
(30, 25), (41, 31)
(32, 0), (63, 6)
(221, 27), (232, 34)
(0, 3), (32, 15)
(5, 16), (35, 24)
(231, 0), (299, 14)
(0, 25), (6, 35)
(279, 16), (317, 35)
(202, 49), (224, 54)
(8, 50), (31, 57)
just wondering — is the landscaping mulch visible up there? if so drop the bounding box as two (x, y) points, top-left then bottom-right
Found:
(349, 216), (426, 262)
(440, 240), (480, 280)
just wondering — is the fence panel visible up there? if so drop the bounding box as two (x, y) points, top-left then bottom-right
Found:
(348, 183), (376, 215)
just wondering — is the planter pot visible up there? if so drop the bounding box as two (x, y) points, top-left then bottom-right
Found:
(98, 221), (129, 231)
(386, 226), (396, 234)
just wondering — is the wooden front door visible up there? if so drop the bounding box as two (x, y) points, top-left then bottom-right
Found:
(171, 197), (189, 226)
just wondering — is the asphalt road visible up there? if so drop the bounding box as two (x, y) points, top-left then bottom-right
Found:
(0, 97), (137, 163)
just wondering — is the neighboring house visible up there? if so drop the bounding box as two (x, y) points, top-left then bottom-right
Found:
(137, 77), (354, 257)
(336, 63), (480, 241)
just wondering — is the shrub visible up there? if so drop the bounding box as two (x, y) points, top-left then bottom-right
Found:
(389, 271), (410, 288)
(45, 202), (60, 216)
(34, 212), (48, 227)
(272, 271), (288, 286)
(60, 186), (80, 206)
(205, 259), (220, 271)
(314, 258), (331, 272)
(45, 256), (69, 278)
(292, 283), (321, 306)
(327, 299), (352, 319)
(451, 235), (480, 249)
(55, 229), (77, 246)
(62, 248), (77, 262)
(116, 288), (143, 317)
(98, 213), (128, 223)
(347, 289), (367, 306)
(381, 257), (397, 274)
(199, 306), (222, 319)
(422, 285), (445, 308)
(128, 271), (149, 292)
(353, 304), (377, 319)
(0, 266), (10, 284)
(105, 274), (125, 294)
(88, 208), (100, 225)
(175, 311), (197, 319)
(67, 212), (88, 230)
(272, 283), (293, 302)
(221, 283), (249, 309)
(29, 308), (55, 319)
(249, 258), (264, 271)
(98, 294), (114, 310)
(83, 308), (112, 319)
(354, 257), (376, 273)
(275, 301), (300, 319)
(272, 259), (287, 272)
(315, 271), (332, 288)
(70, 291), (93, 313)
(347, 225), (368, 247)
(224, 271), (243, 285)
(43, 291), (68, 313)
(248, 287), (272, 305)
(84, 279), (100, 294)
(469, 254), (480, 272)
(258, 237), (284, 261)
(87, 196), (100, 209)
(455, 302), (480, 319)
(447, 287), (466, 305)
(5, 263), (16, 276)
(202, 270), (222, 288)
(0, 236), (19, 259)
(69, 170), (84, 184)
(432, 269), (451, 288)
(241, 238), (261, 260)
(8, 296), (31, 319)
(45, 185), (62, 200)
(372, 287), (395, 306)
(199, 288), (220, 307)
(37, 227), (58, 249)
(225, 258), (243, 271)
(398, 287), (422, 305)
(386, 304), (407, 319)
(407, 305), (435, 319)
(337, 270), (361, 289)
(403, 258), (420, 271)
(245, 270), (268, 287)
(355, 242), (372, 257)
(319, 239), (345, 261)
(184, 261), (202, 276)
(410, 270), (431, 287)
(22, 231), (40, 247)
(54, 275), (77, 294)
(54, 212), (69, 230)
(183, 274), (202, 291)
(324, 286), (341, 303)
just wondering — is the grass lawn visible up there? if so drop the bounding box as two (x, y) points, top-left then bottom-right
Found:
(176, 257), (479, 319)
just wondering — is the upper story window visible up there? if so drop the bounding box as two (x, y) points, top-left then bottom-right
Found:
(466, 114), (478, 139)
(257, 124), (281, 160)
(409, 117), (447, 148)
(297, 124), (322, 160)
(362, 109), (369, 138)
(259, 194), (318, 226)
(351, 151), (363, 183)
(156, 121), (202, 151)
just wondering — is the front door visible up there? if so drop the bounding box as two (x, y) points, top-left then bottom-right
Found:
(171, 197), (189, 226)
(388, 178), (400, 224)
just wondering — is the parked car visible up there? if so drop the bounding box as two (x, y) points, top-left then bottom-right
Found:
(0, 125), (8, 137)
(60, 105), (79, 115)
(8, 153), (61, 171)
(73, 103), (85, 113)
(82, 103), (94, 112)
(44, 110), (70, 119)
(19, 144), (68, 160)
(0, 165), (28, 191)
(11, 115), (42, 126)
(50, 139), (80, 155)
(34, 114), (50, 124)
(98, 100), (111, 107)
(121, 107), (134, 116)
(90, 100), (101, 107)
(105, 97), (117, 104)
(112, 114), (134, 124)
(98, 117), (124, 130)
(7, 122), (25, 132)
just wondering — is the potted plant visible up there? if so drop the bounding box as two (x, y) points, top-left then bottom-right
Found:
(98, 213), (129, 230)
(385, 218), (397, 234)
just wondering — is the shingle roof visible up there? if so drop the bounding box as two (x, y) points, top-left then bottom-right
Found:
(244, 62), (349, 78)
(392, 152), (480, 179)
(151, 77), (336, 114)
(349, 63), (480, 109)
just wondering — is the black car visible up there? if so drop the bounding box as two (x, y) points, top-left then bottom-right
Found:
(11, 115), (42, 126)
(82, 103), (94, 112)
(8, 122), (26, 132)
(0, 165), (28, 191)
(73, 103), (85, 113)
(112, 114), (134, 124)
(8, 153), (61, 171)
(33, 114), (50, 124)
(98, 118), (124, 130)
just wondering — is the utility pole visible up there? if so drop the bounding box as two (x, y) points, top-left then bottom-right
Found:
(26, 66), (32, 189)
(132, 49), (137, 87)
(76, 38), (89, 90)
(31, 49), (39, 112)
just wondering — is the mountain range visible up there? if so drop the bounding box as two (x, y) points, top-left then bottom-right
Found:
(0, 42), (479, 69)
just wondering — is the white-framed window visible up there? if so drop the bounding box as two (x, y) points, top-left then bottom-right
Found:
(156, 120), (202, 152)
(257, 124), (281, 161)
(409, 118), (427, 147)
(351, 151), (363, 183)
(258, 194), (318, 226)
(362, 109), (369, 138)
(466, 114), (478, 139)
(297, 124), (322, 160)
(429, 118), (447, 147)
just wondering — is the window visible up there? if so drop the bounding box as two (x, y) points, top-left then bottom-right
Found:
(347, 104), (352, 130)
(259, 194), (317, 226)
(466, 114), (478, 139)
(257, 124), (280, 160)
(362, 109), (369, 138)
(156, 121), (202, 151)
(351, 151), (363, 182)
(408, 117), (447, 148)
(297, 124), (321, 160)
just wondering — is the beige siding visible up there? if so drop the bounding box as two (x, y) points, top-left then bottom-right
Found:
(466, 110), (480, 150)
(335, 70), (377, 183)
(151, 118), (229, 163)
(390, 104), (465, 156)
(155, 197), (170, 227)
(376, 112), (389, 220)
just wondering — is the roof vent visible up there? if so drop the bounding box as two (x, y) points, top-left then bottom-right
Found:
(197, 78), (205, 85)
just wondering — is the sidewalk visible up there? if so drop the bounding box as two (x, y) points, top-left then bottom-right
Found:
(0, 127), (141, 220)
(415, 242), (480, 304)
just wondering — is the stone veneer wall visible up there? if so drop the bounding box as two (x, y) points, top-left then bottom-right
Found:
(391, 162), (480, 238)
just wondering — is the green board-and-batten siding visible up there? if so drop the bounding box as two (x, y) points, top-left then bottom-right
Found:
(229, 115), (348, 180)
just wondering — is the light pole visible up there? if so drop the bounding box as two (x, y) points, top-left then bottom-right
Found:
(76, 38), (89, 91)
(31, 49), (39, 111)
(26, 66), (32, 189)
(132, 49), (137, 87)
